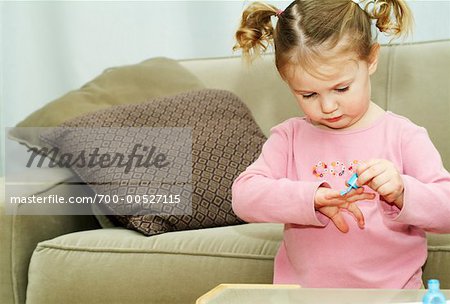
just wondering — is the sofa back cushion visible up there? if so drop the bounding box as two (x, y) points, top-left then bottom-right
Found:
(180, 40), (450, 169)
(9, 57), (205, 149)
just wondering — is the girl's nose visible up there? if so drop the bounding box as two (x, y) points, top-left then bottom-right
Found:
(320, 97), (338, 114)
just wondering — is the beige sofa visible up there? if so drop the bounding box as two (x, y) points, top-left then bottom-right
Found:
(1, 39), (450, 304)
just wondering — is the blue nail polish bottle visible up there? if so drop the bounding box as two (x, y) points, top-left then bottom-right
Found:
(340, 173), (360, 196)
(423, 279), (447, 304)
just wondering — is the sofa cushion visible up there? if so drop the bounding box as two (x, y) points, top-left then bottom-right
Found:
(423, 233), (450, 288)
(39, 89), (267, 236)
(26, 223), (283, 304)
(386, 40), (450, 170)
(179, 40), (450, 170)
(8, 57), (205, 150)
(0, 176), (101, 304)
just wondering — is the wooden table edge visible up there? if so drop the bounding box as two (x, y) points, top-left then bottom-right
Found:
(196, 284), (302, 303)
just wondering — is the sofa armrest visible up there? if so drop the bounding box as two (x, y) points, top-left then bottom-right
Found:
(423, 233), (450, 289)
(0, 193), (100, 304)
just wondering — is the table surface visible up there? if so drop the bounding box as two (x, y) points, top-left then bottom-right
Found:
(196, 284), (450, 304)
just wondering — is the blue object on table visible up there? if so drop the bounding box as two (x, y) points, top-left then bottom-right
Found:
(423, 279), (447, 303)
(340, 173), (361, 196)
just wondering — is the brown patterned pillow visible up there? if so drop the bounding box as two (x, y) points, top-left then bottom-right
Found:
(40, 89), (266, 236)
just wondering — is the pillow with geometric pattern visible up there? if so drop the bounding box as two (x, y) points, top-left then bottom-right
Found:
(39, 89), (267, 236)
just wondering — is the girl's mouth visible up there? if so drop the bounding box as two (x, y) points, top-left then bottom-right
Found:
(325, 115), (343, 123)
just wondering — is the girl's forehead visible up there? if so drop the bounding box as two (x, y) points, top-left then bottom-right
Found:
(285, 58), (361, 87)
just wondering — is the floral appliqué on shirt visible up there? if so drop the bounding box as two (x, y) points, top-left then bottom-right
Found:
(312, 160), (361, 179)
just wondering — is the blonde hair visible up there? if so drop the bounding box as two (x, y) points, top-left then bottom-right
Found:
(233, 0), (413, 78)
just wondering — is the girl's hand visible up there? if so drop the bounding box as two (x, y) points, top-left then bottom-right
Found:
(356, 159), (405, 209)
(314, 187), (376, 233)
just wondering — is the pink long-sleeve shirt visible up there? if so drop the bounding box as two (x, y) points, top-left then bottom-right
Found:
(232, 111), (450, 289)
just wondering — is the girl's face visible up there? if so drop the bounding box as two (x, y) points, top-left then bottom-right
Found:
(284, 45), (380, 130)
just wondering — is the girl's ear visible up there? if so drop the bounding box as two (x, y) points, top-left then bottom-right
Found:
(368, 43), (380, 75)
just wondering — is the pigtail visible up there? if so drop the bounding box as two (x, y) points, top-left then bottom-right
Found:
(365, 0), (413, 38)
(233, 2), (280, 64)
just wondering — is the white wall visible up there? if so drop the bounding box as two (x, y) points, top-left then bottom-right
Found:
(1, 0), (450, 173)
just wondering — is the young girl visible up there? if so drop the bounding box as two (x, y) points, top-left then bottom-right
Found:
(232, 0), (450, 289)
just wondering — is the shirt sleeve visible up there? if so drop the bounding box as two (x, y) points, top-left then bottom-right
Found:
(231, 121), (330, 226)
(379, 126), (450, 233)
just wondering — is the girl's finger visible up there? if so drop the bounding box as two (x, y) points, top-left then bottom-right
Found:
(330, 211), (349, 233)
(366, 169), (389, 191)
(321, 199), (348, 207)
(344, 187), (364, 196)
(347, 203), (365, 229)
(377, 182), (402, 203)
(357, 160), (385, 186)
(343, 186), (372, 197)
(345, 192), (376, 203)
(343, 187), (375, 201)
(325, 190), (345, 200)
(356, 159), (380, 176)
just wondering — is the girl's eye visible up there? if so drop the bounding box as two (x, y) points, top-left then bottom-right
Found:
(336, 86), (349, 93)
(302, 93), (316, 99)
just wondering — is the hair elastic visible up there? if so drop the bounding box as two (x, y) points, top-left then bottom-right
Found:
(351, 0), (366, 11)
(276, 9), (284, 17)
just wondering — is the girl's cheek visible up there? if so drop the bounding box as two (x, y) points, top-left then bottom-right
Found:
(298, 102), (313, 114)
(296, 99), (308, 111)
